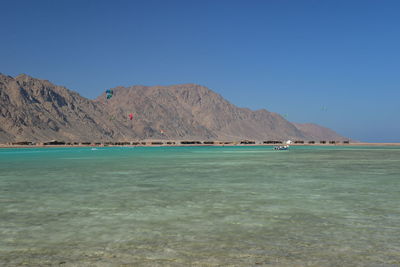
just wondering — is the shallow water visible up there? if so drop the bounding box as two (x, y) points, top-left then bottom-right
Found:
(0, 146), (399, 266)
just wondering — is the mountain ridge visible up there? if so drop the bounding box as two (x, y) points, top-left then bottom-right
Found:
(0, 73), (348, 143)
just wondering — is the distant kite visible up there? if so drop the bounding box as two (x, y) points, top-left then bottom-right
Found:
(106, 89), (113, 99)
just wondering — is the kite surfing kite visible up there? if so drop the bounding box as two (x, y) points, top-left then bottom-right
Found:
(106, 89), (113, 99)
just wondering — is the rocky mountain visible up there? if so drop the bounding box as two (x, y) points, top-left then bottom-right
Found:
(95, 84), (309, 141)
(292, 122), (348, 142)
(0, 73), (348, 143)
(0, 74), (133, 143)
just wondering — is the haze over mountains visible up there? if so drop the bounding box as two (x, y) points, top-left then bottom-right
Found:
(0, 73), (348, 143)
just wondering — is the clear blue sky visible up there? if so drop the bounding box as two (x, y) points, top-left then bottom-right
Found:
(1, 0), (399, 142)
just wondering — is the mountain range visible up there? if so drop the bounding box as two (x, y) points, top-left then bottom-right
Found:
(0, 73), (348, 143)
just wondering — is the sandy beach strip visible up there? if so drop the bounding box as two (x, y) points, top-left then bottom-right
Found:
(1, 141), (400, 149)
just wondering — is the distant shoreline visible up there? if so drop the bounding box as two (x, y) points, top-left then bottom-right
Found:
(1, 142), (400, 149)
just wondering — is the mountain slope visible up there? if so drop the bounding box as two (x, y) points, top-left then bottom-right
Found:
(293, 122), (348, 141)
(96, 84), (342, 141)
(97, 84), (295, 140)
(0, 74), (133, 142)
(0, 74), (348, 143)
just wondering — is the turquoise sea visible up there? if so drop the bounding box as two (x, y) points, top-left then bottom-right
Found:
(0, 146), (399, 266)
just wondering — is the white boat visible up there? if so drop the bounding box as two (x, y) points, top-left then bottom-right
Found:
(273, 145), (289, 150)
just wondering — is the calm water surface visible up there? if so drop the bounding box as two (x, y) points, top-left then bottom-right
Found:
(0, 146), (399, 266)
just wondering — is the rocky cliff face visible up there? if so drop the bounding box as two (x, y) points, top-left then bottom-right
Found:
(292, 123), (348, 141)
(96, 84), (308, 141)
(0, 74), (348, 143)
(0, 74), (133, 142)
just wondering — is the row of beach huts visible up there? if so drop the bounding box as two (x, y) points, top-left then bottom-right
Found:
(7, 139), (351, 146)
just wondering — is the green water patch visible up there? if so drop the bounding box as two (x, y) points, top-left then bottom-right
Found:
(1, 146), (400, 266)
